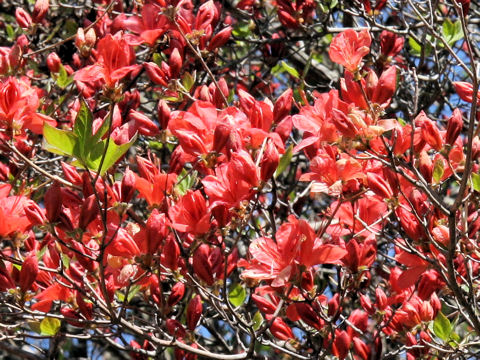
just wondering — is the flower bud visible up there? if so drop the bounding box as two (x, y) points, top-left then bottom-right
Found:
(453, 81), (474, 103)
(157, 100), (170, 130)
(15, 8), (32, 29)
(46, 52), (61, 73)
(32, 0), (49, 24)
(419, 151), (433, 183)
(121, 168), (136, 203)
(269, 316), (294, 340)
(193, 244), (214, 285)
(273, 89), (293, 123)
(260, 140), (279, 181)
(85, 28), (96, 48)
(366, 172), (393, 198)
(19, 254), (38, 293)
(24, 200), (47, 226)
(213, 123), (231, 153)
(187, 295), (202, 331)
(166, 319), (186, 338)
(79, 194), (99, 229)
(446, 108), (463, 146)
(207, 26), (232, 51)
(144, 62), (168, 86)
(169, 48), (182, 78)
(167, 282), (185, 307)
(146, 209), (168, 254)
(44, 182), (62, 222)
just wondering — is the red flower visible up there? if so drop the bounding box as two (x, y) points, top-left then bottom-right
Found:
(0, 188), (30, 237)
(112, 3), (169, 46)
(0, 77), (56, 134)
(329, 29), (371, 73)
(74, 33), (141, 90)
(240, 216), (346, 287)
(169, 190), (211, 235)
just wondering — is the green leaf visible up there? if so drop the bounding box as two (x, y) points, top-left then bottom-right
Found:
(73, 100), (94, 159)
(275, 144), (293, 178)
(126, 285), (142, 303)
(472, 172), (480, 192)
(280, 61), (300, 79)
(252, 311), (263, 331)
(6, 24), (16, 41)
(229, 283), (246, 307)
(55, 64), (73, 89)
(442, 19), (464, 47)
(94, 134), (137, 175)
(232, 22), (251, 38)
(61, 253), (70, 269)
(433, 158), (444, 184)
(182, 72), (195, 92)
(409, 36), (432, 57)
(433, 311), (451, 341)
(40, 317), (61, 336)
(176, 168), (198, 196)
(43, 123), (77, 156)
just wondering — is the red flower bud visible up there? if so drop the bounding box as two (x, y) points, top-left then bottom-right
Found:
(193, 244), (214, 285)
(169, 48), (182, 78)
(19, 255), (38, 293)
(146, 209), (168, 254)
(44, 182), (62, 222)
(419, 117), (443, 151)
(352, 338), (370, 360)
(61, 162), (82, 186)
(419, 150), (433, 183)
(273, 89), (293, 123)
(167, 282), (185, 307)
(187, 295), (202, 331)
(208, 26), (232, 51)
(46, 52), (61, 73)
(331, 330), (351, 360)
(166, 319), (186, 338)
(278, 10), (298, 28)
(214, 77), (229, 108)
(24, 200), (47, 226)
(295, 303), (323, 330)
(79, 194), (99, 229)
(76, 292), (93, 320)
(446, 108), (463, 146)
(252, 294), (277, 315)
(121, 168), (136, 203)
(161, 236), (180, 271)
(144, 62), (168, 86)
(453, 81), (475, 103)
(380, 30), (404, 58)
(213, 123), (231, 154)
(366, 171), (393, 198)
(269, 316), (294, 340)
(157, 100), (171, 130)
(375, 288), (388, 310)
(15, 8), (32, 29)
(32, 0), (49, 23)
(260, 140), (279, 181)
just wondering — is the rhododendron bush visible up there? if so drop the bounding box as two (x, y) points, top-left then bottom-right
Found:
(1, 0), (480, 359)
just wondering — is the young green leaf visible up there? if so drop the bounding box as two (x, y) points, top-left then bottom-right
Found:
(275, 144), (293, 178)
(229, 283), (247, 307)
(40, 317), (61, 336)
(472, 173), (480, 192)
(442, 19), (464, 47)
(43, 123), (77, 156)
(433, 311), (452, 341)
